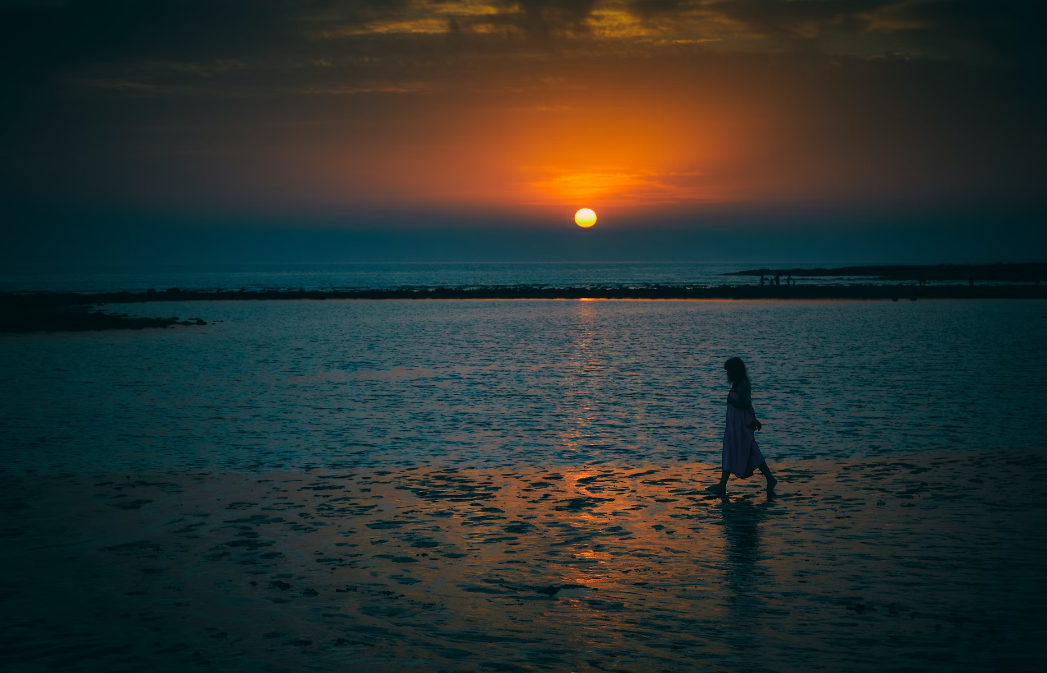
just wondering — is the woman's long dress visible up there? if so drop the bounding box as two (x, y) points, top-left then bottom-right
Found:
(722, 388), (765, 478)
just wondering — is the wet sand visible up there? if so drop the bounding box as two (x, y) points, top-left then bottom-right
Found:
(2, 451), (1045, 672)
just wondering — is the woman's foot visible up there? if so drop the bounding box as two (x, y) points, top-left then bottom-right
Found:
(705, 483), (727, 495)
(766, 475), (778, 492)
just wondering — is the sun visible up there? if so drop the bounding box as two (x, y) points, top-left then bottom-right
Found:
(574, 208), (597, 228)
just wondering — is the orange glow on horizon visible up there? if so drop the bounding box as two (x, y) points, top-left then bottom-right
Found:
(291, 77), (767, 217)
(200, 54), (943, 219)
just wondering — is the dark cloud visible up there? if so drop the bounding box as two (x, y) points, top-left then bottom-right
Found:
(516, 0), (600, 23)
(0, 1), (415, 70)
(698, 0), (1046, 68)
(706, 0), (895, 37)
(476, 1), (600, 38)
(889, 0), (1047, 66)
(2, 1), (294, 64)
(4, 1), (1042, 74)
(628, 0), (693, 20)
(895, 0), (1041, 36)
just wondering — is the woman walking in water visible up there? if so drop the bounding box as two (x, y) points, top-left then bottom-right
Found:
(708, 357), (778, 495)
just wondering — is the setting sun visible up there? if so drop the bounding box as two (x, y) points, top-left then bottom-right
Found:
(574, 208), (597, 228)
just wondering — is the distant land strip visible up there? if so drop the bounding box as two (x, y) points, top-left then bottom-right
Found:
(3, 284), (1047, 332)
(724, 263), (1047, 282)
(6, 285), (1047, 306)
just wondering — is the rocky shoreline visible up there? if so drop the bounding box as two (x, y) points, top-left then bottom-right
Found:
(7, 283), (1047, 304)
(0, 303), (207, 333)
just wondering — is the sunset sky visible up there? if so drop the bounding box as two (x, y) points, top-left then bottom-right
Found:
(2, 1), (1045, 262)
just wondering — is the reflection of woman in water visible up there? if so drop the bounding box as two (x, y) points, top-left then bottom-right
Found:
(707, 357), (778, 494)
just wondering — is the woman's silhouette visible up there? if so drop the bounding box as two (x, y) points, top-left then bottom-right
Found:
(707, 357), (778, 495)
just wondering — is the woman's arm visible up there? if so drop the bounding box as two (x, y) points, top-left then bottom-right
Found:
(748, 401), (763, 431)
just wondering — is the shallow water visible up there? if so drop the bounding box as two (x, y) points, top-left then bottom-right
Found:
(1, 453), (1044, 672)
(2, 299), (1045, 473)
(3, 299), (1046, 672)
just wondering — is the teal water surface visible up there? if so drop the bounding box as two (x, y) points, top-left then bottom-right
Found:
(2, 299), (1044, 473)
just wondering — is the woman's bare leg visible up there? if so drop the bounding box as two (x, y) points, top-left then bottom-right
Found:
(757, 462), (778, 491)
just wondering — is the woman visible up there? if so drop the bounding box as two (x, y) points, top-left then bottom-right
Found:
(708, 357), (778, 494)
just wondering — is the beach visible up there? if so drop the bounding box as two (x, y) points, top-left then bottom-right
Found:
(3, 451), (1044, 672)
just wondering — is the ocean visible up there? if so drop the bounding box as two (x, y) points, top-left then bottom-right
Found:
(2, 288), (1044, 473)
(3, 262), (1046, 672)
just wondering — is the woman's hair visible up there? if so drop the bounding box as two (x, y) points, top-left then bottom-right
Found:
(724, 357), (749, 384)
